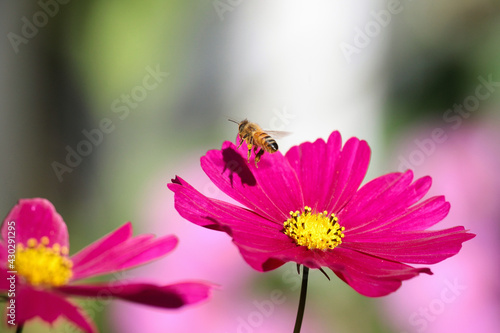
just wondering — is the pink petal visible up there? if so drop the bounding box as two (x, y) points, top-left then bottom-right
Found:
(356, 196), (450, 233)
(238, 243), (327, 272)
(285, 132), (371, 214)
(169, 176), (280, 230)
(15, 284), (96, 333)
(236, 247), (288, 272)
(71, 222), (133, 268)
(72, 235), (178, 281)
(339, 171), (432, 233)
(0, 268), (11, 290)
(109, 235), (178, 272)
(71, 224), (178, 281)
(58, 281), (214, 309)
(169, 176), (296, 271)
(343, 227), (476, 264)
(321, 247), (432, 297)
(200, 141), (303, 222)
(374, 196), (451, 233)
(169, 176), (237, 231)
(285, 132), (342, 213)
(323, 135), (371, 213)
(1, 198), (69, 251)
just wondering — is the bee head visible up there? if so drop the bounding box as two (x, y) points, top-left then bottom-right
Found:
(238, 119), (249, 132)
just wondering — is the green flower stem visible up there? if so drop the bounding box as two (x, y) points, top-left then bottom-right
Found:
(293, 266), (309, 333)
(16, 324), (23, 333)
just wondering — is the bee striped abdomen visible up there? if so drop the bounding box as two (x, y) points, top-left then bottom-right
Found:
(257, 132), (278, 152)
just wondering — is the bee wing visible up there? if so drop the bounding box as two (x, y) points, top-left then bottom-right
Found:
(264, 130), (292, 139)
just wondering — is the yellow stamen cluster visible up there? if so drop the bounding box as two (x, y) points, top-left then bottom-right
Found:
(283, 206), (345, 250)
(15, 236), (73, 287)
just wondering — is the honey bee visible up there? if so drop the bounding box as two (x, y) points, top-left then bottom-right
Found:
(229, 119), (283, 167)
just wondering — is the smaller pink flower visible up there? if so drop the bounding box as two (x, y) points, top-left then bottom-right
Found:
(0, 198), (213, 333)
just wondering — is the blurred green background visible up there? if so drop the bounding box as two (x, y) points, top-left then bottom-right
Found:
(1, 0), (499, 332)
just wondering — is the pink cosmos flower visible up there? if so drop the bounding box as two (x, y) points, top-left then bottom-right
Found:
(110, 164), (329, 333)
(0, 198), (213, 333)
(168, 131), (475, 297)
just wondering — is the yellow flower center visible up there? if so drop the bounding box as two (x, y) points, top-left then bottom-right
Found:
(15, 236), (73, 287)
(283, 206), (345, 250)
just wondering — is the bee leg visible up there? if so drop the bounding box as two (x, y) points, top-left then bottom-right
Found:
(255, 148), (265, 167)
(247, 144), (253, 162)
(237, 136), (245, 149)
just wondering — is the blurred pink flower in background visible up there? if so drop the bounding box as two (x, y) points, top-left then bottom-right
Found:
(0, 198), (213, 333)
(110, 161), (327, 332)
(384, 122), (500, 333)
